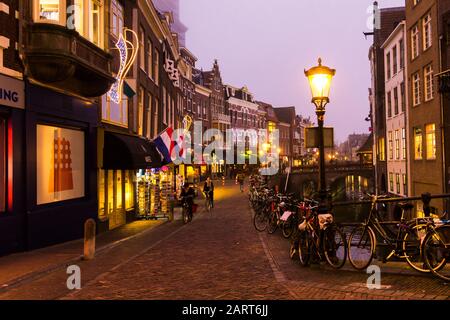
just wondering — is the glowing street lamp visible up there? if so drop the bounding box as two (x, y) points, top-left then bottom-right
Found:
(305, 58), (335, 212)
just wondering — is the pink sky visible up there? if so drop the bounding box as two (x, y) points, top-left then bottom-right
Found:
(180, 0), (405, 143)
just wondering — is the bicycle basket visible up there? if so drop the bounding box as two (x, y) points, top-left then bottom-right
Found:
(318, 213), (334, 230)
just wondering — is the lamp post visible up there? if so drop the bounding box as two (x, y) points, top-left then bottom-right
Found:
(304, 58), (336, 212)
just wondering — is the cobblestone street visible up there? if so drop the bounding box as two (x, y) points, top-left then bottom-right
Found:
(0, 183), (449, 300)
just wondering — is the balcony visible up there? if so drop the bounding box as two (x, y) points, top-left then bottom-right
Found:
(212, 113), (231, 124)
(23, 23), (115, 97)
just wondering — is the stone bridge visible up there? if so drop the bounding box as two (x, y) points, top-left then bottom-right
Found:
(278, 163), (375, 199)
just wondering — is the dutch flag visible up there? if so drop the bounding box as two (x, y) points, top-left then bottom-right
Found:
(153, 127), (186, 165)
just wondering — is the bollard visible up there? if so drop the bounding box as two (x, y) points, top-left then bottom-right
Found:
(83, 218), (96, 260)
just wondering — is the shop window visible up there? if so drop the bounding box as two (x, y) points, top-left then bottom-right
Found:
(35, 0), (65, 24)
(98, 169), (106, 219)
(125, 170), (134, 210)
(36, 125), (85, 205)
(102, 94), (128, 128)
(0, 119), (5, 212)
(116, 170), (122, 209)
(107, 170), (113, 214)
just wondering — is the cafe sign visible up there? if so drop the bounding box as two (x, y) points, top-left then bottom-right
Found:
(0, 74), (24, 109)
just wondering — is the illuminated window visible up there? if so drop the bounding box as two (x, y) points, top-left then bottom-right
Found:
(411, 25), (419, 59)
(425, 124), (436, 160)
(396, 173), (400, 194)
(101, 94), (128, 127)
(414, 128), (423, 160)
(116, 170), (122, 209)
(125, 171), (134, 210)
(35, 0), (64, 24)
(424, 64), (434, 101)
(138, 87), (144, 135)
(423, 13), (432, 50)
(387, 91), (392, 118)
(0, 119), (5, 212)
(36, 125), (85, 205)
(154, 98), (159, 137)
(88, 0), (102, 47)
(98, 169), (105, 219)
(403, 174), (407, 196)
(378, 137), (385, 161)
(412, 72), (421, 106)
(110, 0), (124, 38)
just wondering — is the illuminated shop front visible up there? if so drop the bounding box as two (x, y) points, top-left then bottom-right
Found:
(99, 129), (163, 230)
(135, 166), (174, 219)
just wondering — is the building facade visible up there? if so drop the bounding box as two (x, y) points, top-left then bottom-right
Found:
(382, 21), (410, 197)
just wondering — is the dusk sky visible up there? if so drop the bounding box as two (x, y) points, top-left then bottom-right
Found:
(180, 0), (404, 143)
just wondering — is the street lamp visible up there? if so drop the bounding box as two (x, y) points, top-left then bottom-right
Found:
(305, 58), (335, 212)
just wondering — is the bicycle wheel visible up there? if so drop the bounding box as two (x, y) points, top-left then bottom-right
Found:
(347, 225), (375, 270)
(289, 231), (299, 260)
(182, 206), (189, 224)
(423, 225), (450, 281)
(205, 198), (211, 212)
(323, 226), (347, 269)
(282, 216), (295, 239)
(298, 230), (311, 266)
(402, 223), (445, 273)
(267, 211), (278, 234)
(253, 209), (268, 232)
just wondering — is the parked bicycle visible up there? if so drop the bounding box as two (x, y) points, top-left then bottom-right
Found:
(422, 219), (450, 281)
(347, 194), (444, 273)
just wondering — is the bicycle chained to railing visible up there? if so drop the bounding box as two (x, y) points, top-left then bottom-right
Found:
(343, 193), (450, 281)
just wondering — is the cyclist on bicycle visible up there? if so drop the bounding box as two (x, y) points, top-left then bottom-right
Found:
(180, 183), (196, 218)
(203, 177), (214, 208)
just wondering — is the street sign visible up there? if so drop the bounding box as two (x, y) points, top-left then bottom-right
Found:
(305, 127), (334, 148)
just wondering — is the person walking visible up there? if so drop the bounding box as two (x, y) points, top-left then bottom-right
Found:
(203, 177), (215, 209)
(236, 172), (245, 192)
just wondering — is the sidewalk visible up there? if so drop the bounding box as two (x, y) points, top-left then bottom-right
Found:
(0, 219), (167, 289)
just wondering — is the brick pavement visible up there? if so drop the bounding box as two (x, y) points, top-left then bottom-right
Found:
(0, 182), (448, 300)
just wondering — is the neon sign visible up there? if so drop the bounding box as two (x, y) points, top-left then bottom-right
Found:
(107, 28), (139, 104)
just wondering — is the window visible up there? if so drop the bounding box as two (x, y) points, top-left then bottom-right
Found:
(399, 38), (404, 70)
(154, 50), (160, 85)
(36, 125), (85, 205)
(88, 0), (103, 47)
(125, 171), (134, 210)
(98, 169), (105, 219)
(387, 91), (392, 118)
(154, 98), (159, 137)
(35, 0), (64, 24)
(423, 13), (432, 50)
(403, 174), (407, 196)
(162, 86), (167, 124)
(110, 0), (124, 38)
(402, 128), (406, 160)
(396, 173), (400, 194)
(424, 64), (434, 101)
(34, 0), (105, 48)
(412, 72), (421, 106)
(425, 124), (436, 160)
(389, 173), (394, 192)
(138, 87), (144, 135)
(0, 119), (5, 212)
(146, 93), (152, 139)
(411, 25), (419, 59)
(378, 137), (385, 161)
(139, 27), (145, 71)
(400, 82), (406, 112)
(386, 52), (391, 80)
(147, 39), (154, 79)
(388, 131), (393, 160)
(413, 0), (421, 5)
(392, 45), (397, 75)
(394, 87), (399, 115)
(395, 130), (400, 160)
(414, 128), (423, 160)
(101, 94), (128, 127)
